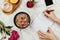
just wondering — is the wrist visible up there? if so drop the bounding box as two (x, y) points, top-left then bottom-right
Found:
(51, 38), (57, 40)
(54, 38), (57, 40)
(53, 17), (58, 22)
(53, 17), (60, 24)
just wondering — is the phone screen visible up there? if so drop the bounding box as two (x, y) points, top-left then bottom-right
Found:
(45, 0), (53, 6)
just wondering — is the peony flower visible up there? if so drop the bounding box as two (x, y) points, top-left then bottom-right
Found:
(8, 30), (20, 40)
(8, 37), (13, 40)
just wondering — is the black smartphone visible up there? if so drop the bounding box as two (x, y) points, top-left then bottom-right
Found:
(44, 0), (54, 11)
(45, 0), (53, 6)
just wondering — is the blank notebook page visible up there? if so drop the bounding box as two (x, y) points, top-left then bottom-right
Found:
(31, 13), (53, 32)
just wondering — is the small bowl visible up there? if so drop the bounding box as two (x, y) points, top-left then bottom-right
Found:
(14, 12), (31, 29)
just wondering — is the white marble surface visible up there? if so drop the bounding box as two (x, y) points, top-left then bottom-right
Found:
(0, 0), (60, 40)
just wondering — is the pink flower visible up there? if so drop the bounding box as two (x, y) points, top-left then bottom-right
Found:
(12, 30), (19, 39)
(8, 30), (20, 40)
(8, 37), (13, 40)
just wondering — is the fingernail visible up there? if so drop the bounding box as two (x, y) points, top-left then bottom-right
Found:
(47, 30), (49, 32)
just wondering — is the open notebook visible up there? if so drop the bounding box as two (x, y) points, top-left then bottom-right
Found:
(31, 13), (53, 32)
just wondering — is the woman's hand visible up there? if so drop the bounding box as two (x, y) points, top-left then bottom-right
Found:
(38, 27), (57, 40)
(43, 10), (57, 22)
(43, 9), (60, 24)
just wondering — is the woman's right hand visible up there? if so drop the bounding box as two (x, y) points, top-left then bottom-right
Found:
(43, 10), (57, 22)
(43, 9), (60, 24)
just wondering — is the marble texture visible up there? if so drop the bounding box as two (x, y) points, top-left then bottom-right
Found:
(0, 0), (60, 40)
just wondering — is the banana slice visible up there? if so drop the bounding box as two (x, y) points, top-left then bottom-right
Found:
(1, 2), (13, 13)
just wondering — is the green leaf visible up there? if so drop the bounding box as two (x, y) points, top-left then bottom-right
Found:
(0, 28), (3, 33)
(6, 30), (11, 35)
(0, 21), (12, 36)
(5, 28), (11, 35)
(0, 36), (6, 40)
(3, 28), (5, 32)
(0, 21), (5, 33)
(5, 28), (11, 31)
(5, 26), (13, 29)
(0, 21), (5, 27)
(0, 24), (3, 29)
(0, 27), (1, 32)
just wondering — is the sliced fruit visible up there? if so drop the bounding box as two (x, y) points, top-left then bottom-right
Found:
(10, 0), (19, 4)
(1, 2), (13, 13)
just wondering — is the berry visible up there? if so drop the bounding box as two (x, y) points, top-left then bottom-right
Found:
(26, 0), (35, 8)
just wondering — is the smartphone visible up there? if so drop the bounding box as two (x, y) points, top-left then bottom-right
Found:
(45, 0), (53, 6)
(45, 0), (54, 11)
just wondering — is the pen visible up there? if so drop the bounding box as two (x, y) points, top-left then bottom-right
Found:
(46, 10), (54, 14)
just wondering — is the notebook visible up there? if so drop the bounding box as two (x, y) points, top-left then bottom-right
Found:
(31, 13), (53, 32)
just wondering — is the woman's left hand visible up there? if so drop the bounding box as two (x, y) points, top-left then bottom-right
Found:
(37, 27), (57, 40)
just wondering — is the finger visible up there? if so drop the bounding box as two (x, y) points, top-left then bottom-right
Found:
(38, 30), (45, 35)
(38, 31), (44, 36)
(39, 36), (46, 39)
(50, 11), (54, 14)
(38, 31), (49, 39)
(38, 30), (46, 37)
(43, 9), (48, 13)
(44, 12), (50, 17)
(48, 27), (53, 34)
